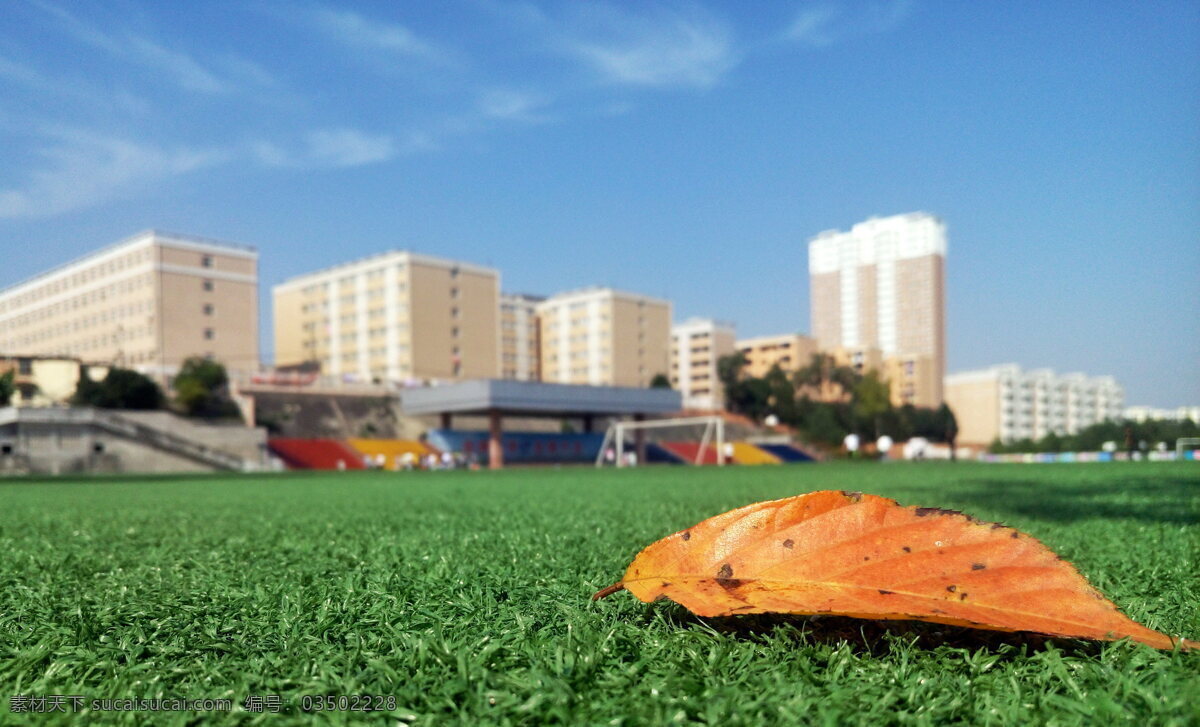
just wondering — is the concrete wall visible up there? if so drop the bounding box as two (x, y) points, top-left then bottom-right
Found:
(116, 410), (268, 465)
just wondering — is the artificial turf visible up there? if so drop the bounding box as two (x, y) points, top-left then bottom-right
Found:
(1, 462), (1197, 725)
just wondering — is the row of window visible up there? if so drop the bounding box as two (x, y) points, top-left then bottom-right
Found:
(0, 248), (156, 313)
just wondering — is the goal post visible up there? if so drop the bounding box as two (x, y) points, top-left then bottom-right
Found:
(594, 415), (726, 467)
(1177, 437), (1200, 460)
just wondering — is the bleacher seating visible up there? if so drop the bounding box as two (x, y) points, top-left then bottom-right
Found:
(641, 442), (686, 464)
(756, 443), (816, 463)
(268, 438), (365, 470)
(427, 430), (605, 464)
(730, 442), (781, 465)
(660, 442), (722, 465)
(347, 438), (436, 470)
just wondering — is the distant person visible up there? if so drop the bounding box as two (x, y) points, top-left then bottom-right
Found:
(1124, 427), (1136, 461)
(441, 451), (454, 469)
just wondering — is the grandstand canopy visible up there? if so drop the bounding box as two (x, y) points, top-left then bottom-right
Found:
(400, 379), (681, 419)
(401, 380), (681, 469)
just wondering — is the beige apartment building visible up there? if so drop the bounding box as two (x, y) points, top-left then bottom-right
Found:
(0, 230), (259, 379)
(809, 212), (946, 407)
(828, 346), (939, 409)
(499, 293), (542, 381)
(537, 287), (671, 388)
(945, 364), (1124, 446)
(273, 251), (499, 383)
(670, 318), (735, 410)
(736, 333), (817, 379)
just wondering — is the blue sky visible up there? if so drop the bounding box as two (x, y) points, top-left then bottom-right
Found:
(1, 1), (1196, 407)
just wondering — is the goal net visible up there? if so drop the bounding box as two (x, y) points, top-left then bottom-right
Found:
(594, 415), (726, 467)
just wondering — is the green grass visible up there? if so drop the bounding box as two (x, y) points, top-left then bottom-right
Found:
(1, 462), (1197, 725)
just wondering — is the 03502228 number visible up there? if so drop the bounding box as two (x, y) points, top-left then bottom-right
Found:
(299, 695), (397, 712)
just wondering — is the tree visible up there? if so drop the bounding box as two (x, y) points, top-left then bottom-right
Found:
(717, 352), (747, 394)
(173, 357), (240, 418)
(794, 353), (861, 403)
(937, 403), (959, 460)
(852, 371), (891, 438)
(72, 367), (163, 410)
(649, 373), (672, 389)
(763, 364), (796, 424)
(0, 370), (13, 407)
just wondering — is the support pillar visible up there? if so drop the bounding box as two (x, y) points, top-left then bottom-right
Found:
(634, 413), (646, 465)
(582, 415), (594, 433)
(440, 412), (452, 430)
(487, 409), (503, 470)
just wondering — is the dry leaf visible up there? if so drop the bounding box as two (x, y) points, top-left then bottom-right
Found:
(594, 490), (1196, 650)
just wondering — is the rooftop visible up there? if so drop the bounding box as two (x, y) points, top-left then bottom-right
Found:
(0, 229), (257, 299)
(400, 379), (681, 417)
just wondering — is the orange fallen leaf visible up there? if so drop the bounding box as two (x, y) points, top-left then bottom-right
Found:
(594, 490), (1196, 650)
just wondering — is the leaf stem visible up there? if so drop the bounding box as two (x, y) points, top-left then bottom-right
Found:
(592, 582), (625, 600)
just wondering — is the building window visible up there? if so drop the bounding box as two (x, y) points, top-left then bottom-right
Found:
(203, 304), (214, 315)
(451, 327), (459, 338)
(203, 328), (214, 340)
(201, 255), (213, 268)
(203, 279), (214, 292)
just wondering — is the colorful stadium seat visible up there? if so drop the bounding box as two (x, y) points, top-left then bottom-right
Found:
(730, 442), (782, 465)
(347, 439), (436, 470)
(268, 438), (366, 470)
(755, 443), (816, 463)
(660, 442), (722, 465)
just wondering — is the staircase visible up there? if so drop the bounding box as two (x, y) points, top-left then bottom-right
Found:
(0, 407), (247, 471)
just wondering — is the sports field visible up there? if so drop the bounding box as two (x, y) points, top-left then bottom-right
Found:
(2, 462), (1197, 725)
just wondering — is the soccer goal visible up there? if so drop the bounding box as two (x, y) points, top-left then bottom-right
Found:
(1177, 437), (1200, 461)
(594, 415), (726, 467)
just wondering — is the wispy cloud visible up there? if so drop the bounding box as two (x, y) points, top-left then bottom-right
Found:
(0, 124), (426, 219)
(0, 129), (227, 219)
(562, 5), (737, 89)
(785, 0), (914, 48)
(30, 0), (275, 94)
(786, 6), (840, 47)
(478, 89), (553, 124)
(253, 129), (434, 169)
(305, 7), (452, 65)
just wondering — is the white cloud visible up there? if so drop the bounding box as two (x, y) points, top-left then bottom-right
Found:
(30, 1), (274, 94)
(564, 6), (737, 89)
(0, 129), (227, 219)
(307, 7), (450, 63)
(786, 6), (839, 47)
(254, 129), (434, 169)
(785, 0), (913, 47)
(479, 90), (552, 123)
(0, 125), (425, 219)
(125, 37), (231, 94)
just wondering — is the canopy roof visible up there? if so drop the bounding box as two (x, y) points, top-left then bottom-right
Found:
(400, 379), (681, 418)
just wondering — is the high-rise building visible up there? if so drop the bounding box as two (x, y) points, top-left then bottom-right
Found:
(537, 287), (671, 388)
(945, 364), (1124, 446)
(0, 230), (259, 378)
(735, 333), (817, 379)
(273, 251), (499, 383)
(808, 212), (946, 406)
(499, 293), (543, 381)
(670, 318), (735, 410)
